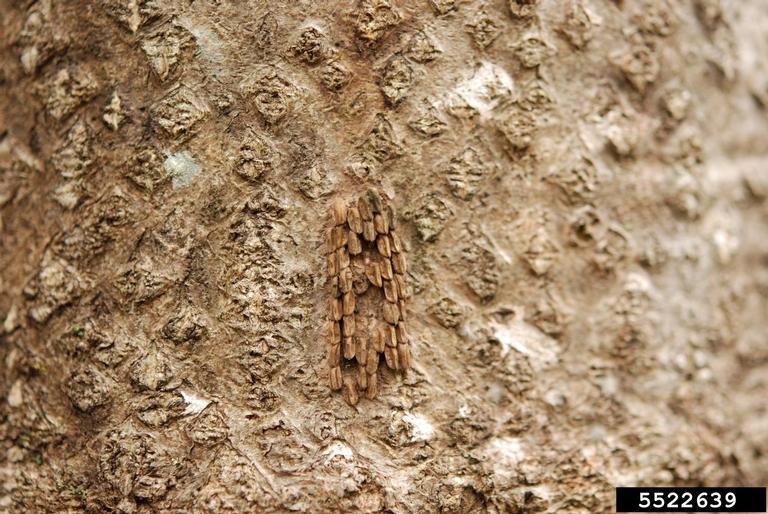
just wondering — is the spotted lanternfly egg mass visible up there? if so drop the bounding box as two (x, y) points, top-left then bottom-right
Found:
(325, 189), (412, 404)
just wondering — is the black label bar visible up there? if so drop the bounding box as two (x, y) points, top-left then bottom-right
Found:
(616, 487), (766, 512)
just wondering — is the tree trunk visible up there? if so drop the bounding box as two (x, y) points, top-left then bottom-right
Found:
(1, 0), (768, 512)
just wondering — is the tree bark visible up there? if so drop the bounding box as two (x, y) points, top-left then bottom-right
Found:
(2, 0), (768, 512)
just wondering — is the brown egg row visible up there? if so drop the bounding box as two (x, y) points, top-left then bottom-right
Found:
(325, 190), (412, 405)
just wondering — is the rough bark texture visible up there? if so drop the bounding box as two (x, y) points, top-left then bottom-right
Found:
(2, 0), (768, 512)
